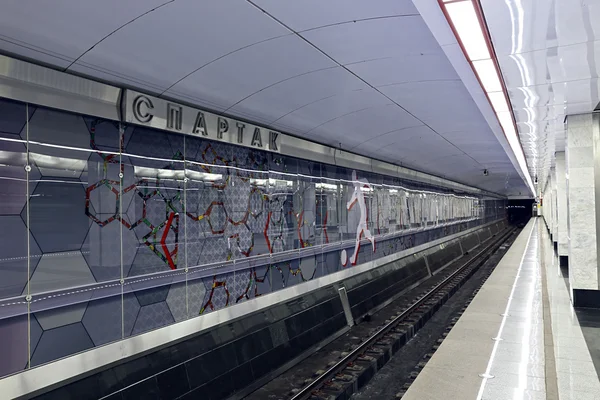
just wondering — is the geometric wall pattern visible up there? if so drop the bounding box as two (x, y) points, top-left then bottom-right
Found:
(0, 97), (505, 377)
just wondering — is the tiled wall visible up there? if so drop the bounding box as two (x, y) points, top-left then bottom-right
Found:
(32, 221), (507, 400)
(0, 97), (505, 378)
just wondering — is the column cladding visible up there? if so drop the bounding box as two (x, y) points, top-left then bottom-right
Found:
(551, 167), (558, 242)
(566, 113), (598, 292)
(555, 152), (568, 257)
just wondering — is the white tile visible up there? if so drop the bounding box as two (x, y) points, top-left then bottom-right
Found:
(554, 345), (596, 362)
(400, 365), (482, 400)
(488, 360), (545, 378)
(557, 372), (600, 397)
(482, 386), (546, 400)
(555, 359), (600, 377)
(485, 371), (546, 392)
(557, 389), (600, 400)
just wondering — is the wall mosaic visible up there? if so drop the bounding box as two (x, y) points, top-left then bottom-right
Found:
(0, 98), (505, 377)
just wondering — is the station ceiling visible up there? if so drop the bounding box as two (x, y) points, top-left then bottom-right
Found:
(482, 0), (600, 193)
(0, 0), (537, 196)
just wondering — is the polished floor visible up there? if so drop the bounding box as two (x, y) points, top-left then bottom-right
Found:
(402, 218), (600, 400)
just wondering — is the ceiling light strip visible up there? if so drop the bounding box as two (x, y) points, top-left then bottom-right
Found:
(438, 0), (535, 195)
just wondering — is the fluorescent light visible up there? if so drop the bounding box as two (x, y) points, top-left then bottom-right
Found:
(446, 1), (490, 61)
(472, 59), (503, 93)
(251, 178), (267, 186)
(185, 169), (222, 182)
(316, 182), (338, 191)
(443, 0), (535, 195)
(488, 92), (509, 113)
(497, 111), (515, 135)
(496, 111), (535, 191)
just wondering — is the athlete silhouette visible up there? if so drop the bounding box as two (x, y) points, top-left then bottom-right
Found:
(342, 170), (375, 266)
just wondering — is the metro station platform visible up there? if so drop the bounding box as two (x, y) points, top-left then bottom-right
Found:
(402, 218), (600, 400)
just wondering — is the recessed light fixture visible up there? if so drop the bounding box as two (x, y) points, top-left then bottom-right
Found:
(439, 0), (535, 195)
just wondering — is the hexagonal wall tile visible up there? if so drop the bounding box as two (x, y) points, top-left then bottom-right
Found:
(0, 216), (42, 299)
(299, 255), (317, 281)
(202, 273), (235, 312)
(135, 285), (170, 306)
(24, 108), (90, 178)
(29, 152), (87, 179)
(268, 263), (288, 290)
(126, 127), (174, 161)
(30, 322), (93, 367)
(0, 315), (28, 377)
(128, 247), (170, 277)
(166, 279), (207, 322)
(26, 179), (90, 254)
(131, 302), (174, 336)
(232, 270), (252, 301)
(23, 107), (90, 151)
(82, 220), (138, 282)
(82, 294), (140, 346)
(254, 266), (271, 296)
(28, 251), (95, 295)
(35, 303), (87, 330)
(0, 98), (34, 134)
(0, 138), (40, 215)
(83, 117), (133, 150)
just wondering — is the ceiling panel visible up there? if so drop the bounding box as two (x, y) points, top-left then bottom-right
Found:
(301, 15), (442, 65)
(0, 37), (72, 69)
(226, 66), (368, 123)
(271, 88), (390, 134)
(349, 125), (434, 152)
(372, 130), (464, 163)
(166, 34), (335, 112)
(380, 80), (492, 135)
(380, 80), (479, 119)
(483, 0), (600, 191)
(73, 0), (289, 92)
(347, 53), (459, 87)
(410, 154), (479, 173)
(253, 0), (417, 32)
(0, 0), (168, 68)
(307, 103), (423, 144)
(440, 131), (497, 146)
(480, 0), (553, 56)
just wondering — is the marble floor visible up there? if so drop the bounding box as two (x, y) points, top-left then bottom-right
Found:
(401, 218), (600, 400)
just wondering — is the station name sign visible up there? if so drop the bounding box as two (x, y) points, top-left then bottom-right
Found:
(123, 90), (281, 152)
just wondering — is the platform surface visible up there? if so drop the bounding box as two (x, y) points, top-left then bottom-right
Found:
(402, 218), (600, 400)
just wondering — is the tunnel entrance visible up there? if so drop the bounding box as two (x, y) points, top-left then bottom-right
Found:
(507, 199), (534, 226)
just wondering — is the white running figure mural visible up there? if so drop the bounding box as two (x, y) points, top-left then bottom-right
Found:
(341, 170), (376, 266)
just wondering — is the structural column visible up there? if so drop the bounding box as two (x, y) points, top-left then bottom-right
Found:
(542, 176), (553, 236)
(551, 167), (558, 245)
(566, 113), (600, 307)
(555, 152), (568, 265)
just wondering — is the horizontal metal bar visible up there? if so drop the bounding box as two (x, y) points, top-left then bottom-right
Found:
(0, 54), (121, 121)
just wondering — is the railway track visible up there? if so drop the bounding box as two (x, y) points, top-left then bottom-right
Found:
(287, 226), (518, 400)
